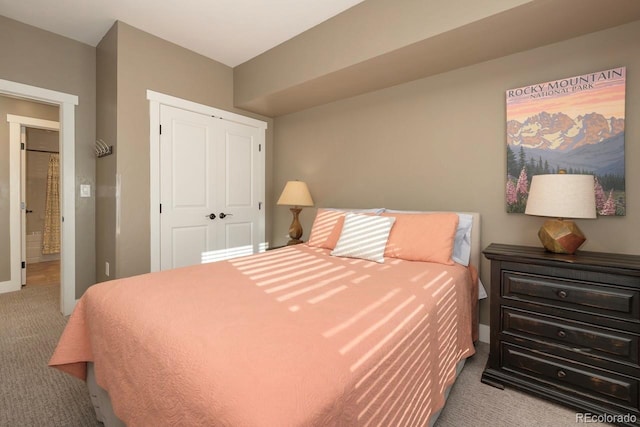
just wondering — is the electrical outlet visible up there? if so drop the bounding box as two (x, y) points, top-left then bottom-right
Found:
(105, 261), (110, 277)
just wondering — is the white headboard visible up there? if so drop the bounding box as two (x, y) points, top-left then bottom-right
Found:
(465, 212), (481, 270)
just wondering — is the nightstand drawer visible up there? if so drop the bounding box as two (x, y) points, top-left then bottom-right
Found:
(503, 308), (639, 366)
(503, 272), (639, 320)
(502, 343), (639, 411)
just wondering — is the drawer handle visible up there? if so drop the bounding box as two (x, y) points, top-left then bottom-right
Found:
(557, 370), (567, 378)
(557, 330), (567, 338)
(557, 290), (568, 299)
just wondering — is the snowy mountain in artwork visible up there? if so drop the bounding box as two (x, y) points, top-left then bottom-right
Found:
(507, 111), (625, 176)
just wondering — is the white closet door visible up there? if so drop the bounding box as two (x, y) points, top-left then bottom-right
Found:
(160, 105), (218, 269)
(211, 120), (264, 260)
(159, 105), (265, 270)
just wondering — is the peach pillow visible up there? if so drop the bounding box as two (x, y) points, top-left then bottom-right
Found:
(382, 212), (459, 264)
(306, 209), (346, 249)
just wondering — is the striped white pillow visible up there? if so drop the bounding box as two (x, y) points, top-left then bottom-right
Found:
(331, 213), (396, 263)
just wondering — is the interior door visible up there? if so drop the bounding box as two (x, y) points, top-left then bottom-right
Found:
(159, 105), (264, 270)
(208, 119), (265, 262)
(160, 106), (218, 269)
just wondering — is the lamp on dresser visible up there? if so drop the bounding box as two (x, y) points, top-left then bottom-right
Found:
(524, 173), (596, 254)
(277, 180), (314, 245)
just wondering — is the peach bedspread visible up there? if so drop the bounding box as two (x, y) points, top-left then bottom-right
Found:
(50, 245), (475, 426)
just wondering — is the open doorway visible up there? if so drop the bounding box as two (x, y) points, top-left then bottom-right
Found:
(24, 127), (61, 288)
(1, 78), (78, 316)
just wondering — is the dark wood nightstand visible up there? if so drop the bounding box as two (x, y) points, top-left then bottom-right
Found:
(482, 243), (640, 426)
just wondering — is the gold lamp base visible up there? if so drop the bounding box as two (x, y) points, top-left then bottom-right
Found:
(287, 207), (303, 245)
(538, 218), (586, 255)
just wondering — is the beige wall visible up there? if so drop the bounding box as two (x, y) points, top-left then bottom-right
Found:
(234, 0), (640, 117)
(99, 22), (273, 279)
(96, 23), (118, 283)
(0, 96), (59, 279)
(272, 20), (640, 325)
(0, 16), (96, 298)
(234, 0), (532, 114)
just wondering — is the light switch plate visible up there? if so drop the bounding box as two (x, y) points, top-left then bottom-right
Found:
(80, 184), (91, 198)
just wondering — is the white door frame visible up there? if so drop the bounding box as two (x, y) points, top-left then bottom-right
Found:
(1, 79), (78, 316)
(147, 90), (267, 272)
(12, 116), (60, 285)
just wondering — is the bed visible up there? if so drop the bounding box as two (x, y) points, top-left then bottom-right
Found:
(50, 209), (481, 426)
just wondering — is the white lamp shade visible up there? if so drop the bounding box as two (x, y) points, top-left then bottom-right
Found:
(277, 181), (314, 207)
(525, 174), (596, 219)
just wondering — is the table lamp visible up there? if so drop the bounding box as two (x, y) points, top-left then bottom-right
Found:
(277, 181), (314, 245)
(524, 173), (596, 254)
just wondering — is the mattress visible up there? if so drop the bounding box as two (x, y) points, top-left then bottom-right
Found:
(50, 244), (476, 426)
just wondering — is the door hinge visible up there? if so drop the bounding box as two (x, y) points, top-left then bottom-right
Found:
(159, 204), (162, 214)
(21, 261), (25, 269)
(258, 202), (262, 210)
(258, 144), (262, 152)
(159, 124), (162, 135)
(21, 142), (25, 150)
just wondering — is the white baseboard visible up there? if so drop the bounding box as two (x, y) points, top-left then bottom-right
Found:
(0, 279), (20, 294)
(479, 323), (490, 344)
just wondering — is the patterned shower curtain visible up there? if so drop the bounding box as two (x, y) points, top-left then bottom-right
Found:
(42, 153), (60, 255)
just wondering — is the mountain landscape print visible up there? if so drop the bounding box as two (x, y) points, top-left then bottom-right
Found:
(505, 67), (626, 216)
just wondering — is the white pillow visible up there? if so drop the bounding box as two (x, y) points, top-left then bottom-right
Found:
(383, 210), (473, 266)
(331, 213), (396, 263)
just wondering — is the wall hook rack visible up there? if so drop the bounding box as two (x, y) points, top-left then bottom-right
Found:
(95, 139), (113, 158)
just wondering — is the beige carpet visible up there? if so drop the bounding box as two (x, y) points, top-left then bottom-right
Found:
(0, 283), (611, 426)
(0, 284), (100, 426)
(435, 343), (611, 427)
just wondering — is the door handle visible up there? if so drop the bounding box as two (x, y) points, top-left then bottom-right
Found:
(206, 213), (216, 220)
(219, 212), (233, 219)
(26, 210), (33, 214)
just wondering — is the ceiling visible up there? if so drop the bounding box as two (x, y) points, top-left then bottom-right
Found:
(0, 0), (365, 67)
